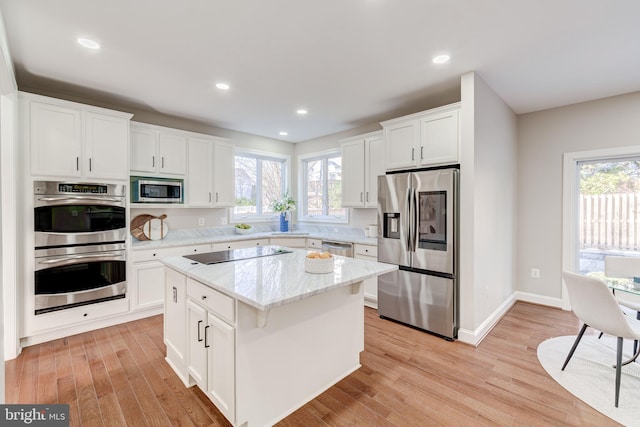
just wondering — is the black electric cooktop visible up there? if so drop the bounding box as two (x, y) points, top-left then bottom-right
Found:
(184, 246), (292, 265)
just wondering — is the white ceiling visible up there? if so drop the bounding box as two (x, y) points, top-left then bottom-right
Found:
(1, 0), (639, 142)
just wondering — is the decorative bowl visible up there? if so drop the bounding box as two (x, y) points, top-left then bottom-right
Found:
(305, 254), (334, 274)
(235, 226), (253, 235)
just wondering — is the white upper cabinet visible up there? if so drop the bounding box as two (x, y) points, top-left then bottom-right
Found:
(382, 103), (460, 171)
(420, 108), (460, 166)
(212, 140), (235, 207)
(84, 112), (130, 180)
(26, 93), (131, 180)
(130, 122), (186, 176)
(341, 131), (384, 208)
(187, 135), (235, 208)
(341, 140), (365, 206)
(187, 136), (214, 207)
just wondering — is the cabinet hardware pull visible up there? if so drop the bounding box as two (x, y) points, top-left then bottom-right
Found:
(76, 157), (79, 171)
(204, 325), (210, 348)
(421, 146), (424, 160)
(172, 286), (177, 303)
(209, 192), (212, 202)
(202, 295), (207, 300)
(152, 156), (155, 168)
(216, 193), (219, 202)
(162, 157), (165, 168)
(89, 158), (92, 172)
(366, 192), (369, 202)
(360, 192), (363, 202)
(197, 320), (203, 342)
(411, 148), (415, 161)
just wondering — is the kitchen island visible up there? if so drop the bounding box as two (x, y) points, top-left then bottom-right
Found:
(160, 246), (397, 427)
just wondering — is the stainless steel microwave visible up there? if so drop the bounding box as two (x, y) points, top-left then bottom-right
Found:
(131, 177), (183, 203)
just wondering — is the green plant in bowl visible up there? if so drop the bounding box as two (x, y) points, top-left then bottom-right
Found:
(235, 223), (252, 234)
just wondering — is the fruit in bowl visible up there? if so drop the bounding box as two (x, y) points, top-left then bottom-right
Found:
(306, 251), (333, 259)
(305, 251), (334, 273)
(235, 223), (253, 234)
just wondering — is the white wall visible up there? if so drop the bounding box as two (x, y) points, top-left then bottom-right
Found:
(459, 72), (518, 343)
(0, 4), (18, 401)
(517, 91), (640, 300)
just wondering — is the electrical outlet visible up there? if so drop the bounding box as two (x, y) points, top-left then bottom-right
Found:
(531, 268), (540, 279)
(198, 218), (205, 226)
(220, 217), (228, 225)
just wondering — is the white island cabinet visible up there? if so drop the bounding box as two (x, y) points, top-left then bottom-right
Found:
(161, 247), (396, 427)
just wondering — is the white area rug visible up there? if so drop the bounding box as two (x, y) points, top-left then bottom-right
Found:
(538, 335), (640, 426)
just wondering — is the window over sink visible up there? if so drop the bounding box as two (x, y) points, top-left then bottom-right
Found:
(233, 150), (289, 221)
(299, 150), (347, 223)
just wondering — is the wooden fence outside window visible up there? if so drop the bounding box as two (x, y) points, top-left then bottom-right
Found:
(580, 193), (640, 251)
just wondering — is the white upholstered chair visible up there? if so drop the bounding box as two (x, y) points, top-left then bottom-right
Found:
(561, 271), (640, 407)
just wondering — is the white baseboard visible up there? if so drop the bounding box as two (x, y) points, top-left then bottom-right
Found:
(457, 294), (517, 346)
(514, 291), (563, 309)
(457, 292), (565, 347)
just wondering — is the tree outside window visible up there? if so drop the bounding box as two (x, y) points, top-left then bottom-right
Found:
(301, 152), (347, 222)
(234, 152), (286, 219)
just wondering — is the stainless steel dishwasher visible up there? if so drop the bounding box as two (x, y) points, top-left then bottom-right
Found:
(321, 240), (354, 257)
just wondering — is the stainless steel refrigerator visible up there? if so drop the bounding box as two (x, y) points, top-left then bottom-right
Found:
(377, 167), (458, 340)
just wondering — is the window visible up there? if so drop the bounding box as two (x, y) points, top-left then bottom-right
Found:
(234, 151), (287, 220)
(300, 151), (347, 222)
(577, 157), (640, 276)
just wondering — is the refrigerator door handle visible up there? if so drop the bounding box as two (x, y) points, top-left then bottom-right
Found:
(412, 187), (419, 252)
(406, 187), (413, 252)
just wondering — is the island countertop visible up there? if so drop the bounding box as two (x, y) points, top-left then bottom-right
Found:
(160, 246), (397, 311)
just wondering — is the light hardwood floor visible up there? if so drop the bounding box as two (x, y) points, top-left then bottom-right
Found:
(5, 302), (620, 426)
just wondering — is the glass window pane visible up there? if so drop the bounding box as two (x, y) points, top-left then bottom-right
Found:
(577, 158), (640, 276)
(234, 156), (257, 216)
(234, 153), (286, 218)
(305, 159), (324, 216)
(327, 156), (342, 216)
(261, 159), (283, 214)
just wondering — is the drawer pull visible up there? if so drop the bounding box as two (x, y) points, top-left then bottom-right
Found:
(202, 295), (207, 300)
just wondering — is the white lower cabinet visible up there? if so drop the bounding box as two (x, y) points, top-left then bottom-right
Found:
(306, 238), (322, 250)
(131, 244), (211, 312)
(186, 280), (236, 423)
(133, 262), (165, 309)
(213, 238), (269, 251)
(354, 244), (379, 308)
(164, 267), (188, 381)
(270, 237), (306, 248)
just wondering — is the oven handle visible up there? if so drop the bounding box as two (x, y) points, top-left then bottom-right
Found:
(37, 196), (123, 203)
(37, 252), (124, 265)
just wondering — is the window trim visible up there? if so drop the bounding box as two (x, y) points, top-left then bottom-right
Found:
(232, 148), (290, 223)
(298, 149), (348, 224)
(562, 145), (640, 310)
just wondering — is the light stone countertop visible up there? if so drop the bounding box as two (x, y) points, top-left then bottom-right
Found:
(130, 225), (378, 250)
(160, 246), (396, 311)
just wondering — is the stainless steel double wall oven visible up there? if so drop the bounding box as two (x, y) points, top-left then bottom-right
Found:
(33, 181), (127, 314)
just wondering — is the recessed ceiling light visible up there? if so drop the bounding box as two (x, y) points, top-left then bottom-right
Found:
(432, 54), (450, 64)
(215, 82), (230, 90)
(77, 38), (100, 50)
(296, 109), (308, 115)
(279, 131), (288, 136)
